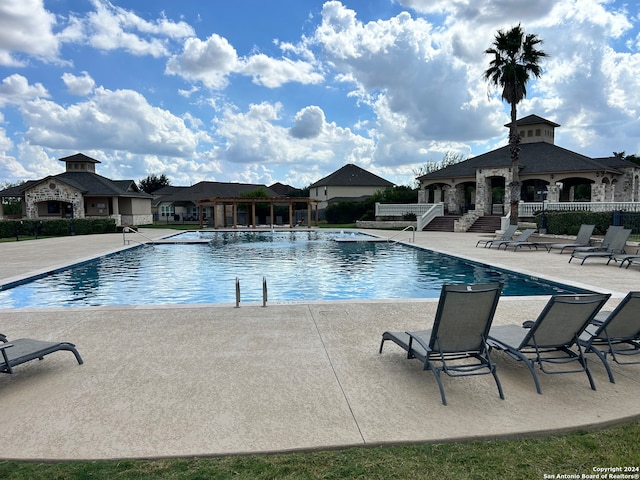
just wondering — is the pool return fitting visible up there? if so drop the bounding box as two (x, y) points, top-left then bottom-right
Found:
(235, 277), (268, 307)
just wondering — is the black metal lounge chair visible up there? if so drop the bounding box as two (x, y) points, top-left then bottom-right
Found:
(379, 283), (504, 406)
(547, 224), (595, 254)
(496, 228), (536, 250)
(572, 225), (623, 254)
(579, 292), (640, 383)
(476, 225), (518, 248)
(0, 333), (83, 374)
(569, 229), (631, 265)
(498, 228), (552, 252)
(606, 247), (640, 268)
(487, 293), (610, 394)
(625, 256), (640, 269)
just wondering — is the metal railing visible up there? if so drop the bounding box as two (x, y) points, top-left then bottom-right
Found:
(387, 225), (415, 243)
(122, 226), (155, 246)
(235, 277), (269, 307)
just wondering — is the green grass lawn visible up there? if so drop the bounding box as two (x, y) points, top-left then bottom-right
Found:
(1, 419), (639, 479)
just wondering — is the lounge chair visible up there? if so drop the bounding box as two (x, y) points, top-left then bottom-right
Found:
(476, 225), (518, 248)
(379, 283), (504, 405)
(572, 225), (623, 253)
(0, 333), (83, 374)
(493, 228), (535, 250)
(547, 224), (595, 254)
(626, 257), (640, 269)
(510, 234), (555, 252)
(579, 292), (640, 383)
(606, 247), (640, 268)
(496, 228), (536, 250)
(569, 229), (631, 265)
(487, 293), (610, 394)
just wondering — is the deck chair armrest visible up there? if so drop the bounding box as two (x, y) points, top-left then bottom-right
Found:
(0, 342), (14, 351)
(405, 331), (432, 353)
(522, 321), (535, 329)
(0, 334), (7, 343)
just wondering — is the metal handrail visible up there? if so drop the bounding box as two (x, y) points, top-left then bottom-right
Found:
(387, 225), (415, 243)
(122, 226), (155, 246)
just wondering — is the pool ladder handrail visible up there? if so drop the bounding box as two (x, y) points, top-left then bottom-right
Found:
(387, 225), (415, 244)
(122, 226), (155, 246)
(235, 276), (268, 307)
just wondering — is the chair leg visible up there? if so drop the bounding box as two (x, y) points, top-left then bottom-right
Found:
(508, 350), (543, 394)
(490, 366), (505, 400)
(61, 343), (84, 365)
(579, 357), (597, 391)
(587, 346), (616, 383)
(428, 367), (447, 406)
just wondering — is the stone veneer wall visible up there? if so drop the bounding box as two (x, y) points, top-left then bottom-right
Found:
(25, 181), (85, 219)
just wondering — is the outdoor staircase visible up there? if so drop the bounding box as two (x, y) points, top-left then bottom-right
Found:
(467, 215), (502, 233)
(422, 215), (460, 232)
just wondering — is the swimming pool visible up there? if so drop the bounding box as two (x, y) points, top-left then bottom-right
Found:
(0, 230), (591, 308)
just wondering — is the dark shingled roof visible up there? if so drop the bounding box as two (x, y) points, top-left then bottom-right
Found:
(309, 164), (394, 188)
(59, 153), (101, 164)
(268, 182), (299, 196)
(151, 181), (281, 207)
(417, 142), (630, 181)
(0, 172), (151, 199)
(505, 114), (560, 128)
(52, 172), (151, 198)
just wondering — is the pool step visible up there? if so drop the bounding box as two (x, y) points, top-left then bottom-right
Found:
(149, 239), (212, 244)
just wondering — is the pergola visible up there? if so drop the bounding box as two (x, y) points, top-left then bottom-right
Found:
(197, 197), (319, 229)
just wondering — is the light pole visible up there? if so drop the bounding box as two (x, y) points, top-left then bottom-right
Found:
(70, 192), (78, 235)
(537, 189), (548, 234)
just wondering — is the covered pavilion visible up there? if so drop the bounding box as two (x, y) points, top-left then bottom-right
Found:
(197, 196), (319, 228)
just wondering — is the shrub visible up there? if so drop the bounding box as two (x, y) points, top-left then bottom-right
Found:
(0, 218), (116, 239)
(534, 211), (619, 236)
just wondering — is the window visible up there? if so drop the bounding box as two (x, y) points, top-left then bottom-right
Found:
(527, 130), (533, 137)
(535, 129), (541, 136)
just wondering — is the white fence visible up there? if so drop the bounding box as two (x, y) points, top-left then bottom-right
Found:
(377, 202), (640, 219)
(519, 202), (640, 217)
(375, 203), (440, 217)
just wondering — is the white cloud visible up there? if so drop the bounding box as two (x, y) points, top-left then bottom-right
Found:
(289, 106), (325, 139)
(312, 2), (497, 146)
(62, 72), (96, 96)
(165, 34), (239, 89)
(86, 0), (194, 57)
(240, 54), (323, 88)
(211, 101), (373, 186)
(0, 0), (59, 66)
(0, 74), (49, 106)
(21, 86), (200, 156)
(167, 35), (323, 90)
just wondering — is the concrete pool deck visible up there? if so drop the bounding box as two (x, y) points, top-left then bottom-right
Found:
(0, 228), (639, 460)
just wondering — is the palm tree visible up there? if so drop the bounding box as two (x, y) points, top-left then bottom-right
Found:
(484, 24), (547, 225)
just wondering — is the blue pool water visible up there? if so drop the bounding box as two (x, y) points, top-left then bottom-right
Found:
(0, 230), (591, 308)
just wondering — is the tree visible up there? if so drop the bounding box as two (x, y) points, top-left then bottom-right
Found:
(484, 24), (547, 225)
(138, 174), (171, 194)
(1, 181), (25, 216)
(413, 151), (467, 180)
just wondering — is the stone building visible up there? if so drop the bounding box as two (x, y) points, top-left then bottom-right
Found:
(0, 153), (152, 226)
(417, 115), (640, 216)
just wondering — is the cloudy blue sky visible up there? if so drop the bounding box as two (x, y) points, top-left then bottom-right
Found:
(0, 0), (639, 189)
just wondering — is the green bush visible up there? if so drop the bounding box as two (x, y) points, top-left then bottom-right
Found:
(0, 218), (116, 239)
(534, 211), (615, 236)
